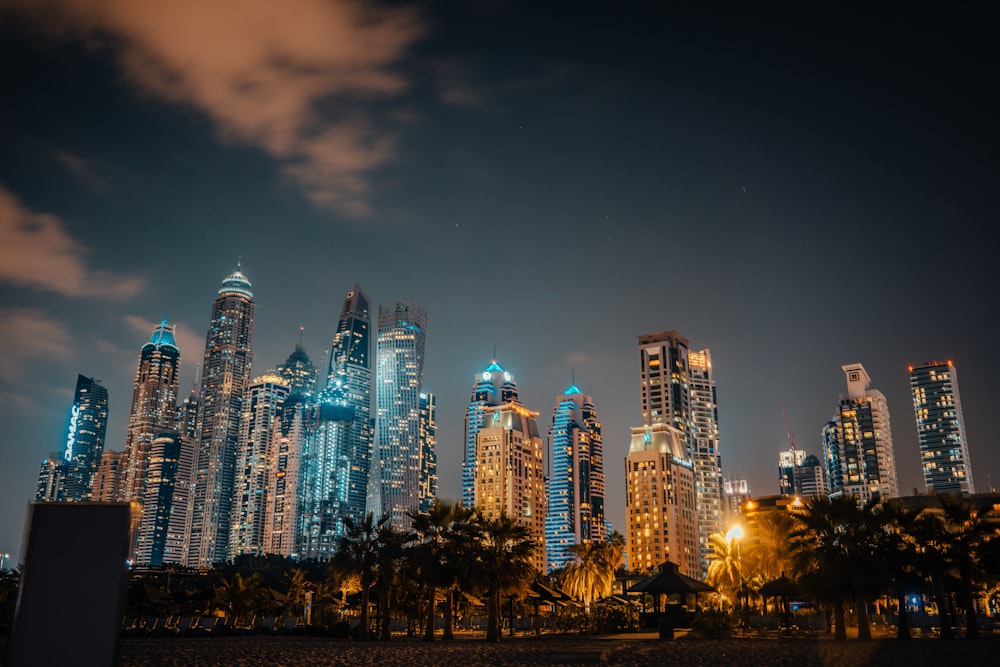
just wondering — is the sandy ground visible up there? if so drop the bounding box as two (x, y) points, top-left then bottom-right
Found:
(107, 633), (1000, 667)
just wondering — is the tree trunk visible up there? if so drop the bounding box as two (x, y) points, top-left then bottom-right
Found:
(442, 588), (455, 640)
(486, 589), (501, 642)
(959, 564), (980, 639)
(855, 592), (872, 641)
(359, 584), (371, 641)
(896, 591), (911, 640)
(833, 597), (847, 641)
(424, 584), (436, 641)
(379, 588), (391, 641)
(930, 564), (954, 640)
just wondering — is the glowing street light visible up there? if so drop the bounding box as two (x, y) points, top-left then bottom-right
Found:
(725, 525), (744, 542)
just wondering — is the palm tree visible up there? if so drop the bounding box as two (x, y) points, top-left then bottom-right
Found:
(372, 520), (414, 640)
(474, 512), (538, 642)
(910, 508), (955, 639)
(333, 512), (387, 641)
(939, 493), (994, 639)
(705, 530), (745, 608)
(607, 530), (627, 572)
(750, 510), (796, 581)
(876, 499), (923, 640)
(213, 571), (263, 625)
(561, 541), (614, 612)
(408, 500), (471, 641)
(791, 495), (885, 641)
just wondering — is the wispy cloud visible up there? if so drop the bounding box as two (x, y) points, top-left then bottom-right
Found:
(124, 315), (202, 363)
(0, 309), (72, 383)
(0, 185), (144, 298)
(53, 150), (109, 191)
(6, 0), (426, 216)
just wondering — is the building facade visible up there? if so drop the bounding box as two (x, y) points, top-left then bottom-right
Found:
(229, 373), (290, 558)
(463, 361), (518, 509)
(417, 392), (438, 513)
(61, 374), (110, 502)
(824, 363), (899, 502)
(687, 349), (722, 573)
(122, 320), (181, 510)
(474, 402), (547, 572)
(625, 424), (699, 578)
(545, 384), (606, 573)
(909, 360), (974, 494)
(92, 450), (125, 502)
(188, 266), (256, 567)
(371, 302), (428, 528)
(299, 285), (372, 560)
(263, 394), (309, 557)
(134, 431), (194, 566)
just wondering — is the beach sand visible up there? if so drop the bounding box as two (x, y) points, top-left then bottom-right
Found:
(113, 633), (1000, 667)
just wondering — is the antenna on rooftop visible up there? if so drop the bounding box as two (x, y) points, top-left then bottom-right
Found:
(782, 400), (797, 451)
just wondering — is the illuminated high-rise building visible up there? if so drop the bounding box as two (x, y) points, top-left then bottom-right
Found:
(637, 331), (692, 435)
(61, 374), (109, 502)
(824, 363), (899, 502)
(35, 453), (64, 502)
(188, 266), (256, 567)
(637, 332), (721, 574)
(92, 450), (125, 502)
(625, 424), (699, 578)
(463, 361), (518, 509)
(791, 454), (828, 498)
(230, 373), (290, 558)
(777, 448), (807, 495)
(909, 360), (974, 494)
(687, 349), (722, 573)
(545, 384), (605, 573)
(122, 320), (181, 509)
(417, 392), (438, 513)
(300, 285), (371, 560)
(134, 431), (194, 566)
(474, 402), (546, 571)
(264, 394), (309, 557)
(371, 302), (428, 528)
(278, 330), (319, 398)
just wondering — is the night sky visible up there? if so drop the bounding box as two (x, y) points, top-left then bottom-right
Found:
(1, 1), (996, 563)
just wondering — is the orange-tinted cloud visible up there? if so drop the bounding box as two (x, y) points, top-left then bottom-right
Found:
(0, 308), (72, 383)
(0, 185), (143, 298)
(6, 0), (425, 215)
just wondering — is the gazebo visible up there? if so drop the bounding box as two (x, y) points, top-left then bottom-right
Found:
(629, 561), (714, 638)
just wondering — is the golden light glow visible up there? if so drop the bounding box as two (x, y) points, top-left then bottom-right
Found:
(725, 525), (744, 541)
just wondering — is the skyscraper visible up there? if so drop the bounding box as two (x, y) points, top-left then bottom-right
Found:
(230, 373), (290, 558)
(474, 402), (547, 572)
(371, 302), (428, 528)
(134, 431), (194, 566)
(417, 392), (438, 514)
(687, 349), (722, 572)
(545, 384), (606, 573)
(824, 363), (899, 502)
(92, 450), (125, 502)
(264, 393), (309, 557)
(909, 360), (975, 494)
(463, 361), (518, 509)
(61, 374), (109, 502)
(300, 285), (371, 560)
(35, 453), (63, 502)
(625, 424), (699, 578)
(637, 331), (692, 435)
(188, 266), (256, 567)
(777, 448), (807, 495)
(278, 330), (319, 397)
(122, 320), (181, 509)
(637, 332), (721, 573)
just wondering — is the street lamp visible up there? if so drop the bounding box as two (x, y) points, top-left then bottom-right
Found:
(0, 552), (9, 572)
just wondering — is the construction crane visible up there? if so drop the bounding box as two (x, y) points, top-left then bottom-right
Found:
(781, 400), (797, 451)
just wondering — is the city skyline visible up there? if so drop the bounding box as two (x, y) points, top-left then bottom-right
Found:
(1, 2), (996, 562)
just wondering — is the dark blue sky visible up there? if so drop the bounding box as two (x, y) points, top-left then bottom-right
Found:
(1, 1), (996, 562)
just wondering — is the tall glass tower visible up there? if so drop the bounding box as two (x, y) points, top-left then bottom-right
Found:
(229, 373), (290, 558)
(300, 285), (371, 560)
(687, 349), (722, 573)
(371, 302), (428, 528)
(122, 320), (181, 509)
(824, 363), (899, 502)
(417, 392), (438, 513)
(188, 266), (256, 567)
(462, 361), (518, 509)
(278, 329), (319, 398)
(545, 384), (605, 573)
(61, 374), (109, 502)
(909, 360), (974, 494)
